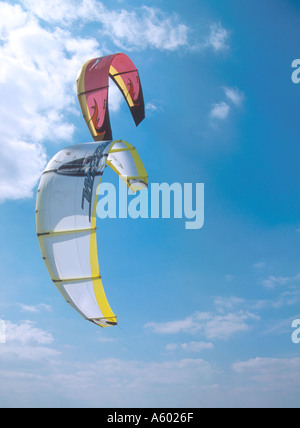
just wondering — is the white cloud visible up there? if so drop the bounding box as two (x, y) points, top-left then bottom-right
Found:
(5, 320), (53, 345)
(21, 0), (99, 25)
(210, 101), (230, 120)
(100, 6), (189, 51)
(146, 102), (159, 112)
(262, 276), (289, 289)
(0, 2), (102, 201)
(204, 311), (259, 340)
(262, 273), (300, 289)
(232, 357), (300, 389)
(0, 139), (46, 201)
(209, 87), (244, 123)
(0, 318), (219, 406)
(22, 0), (231, 54)
(214, 296), (245, 312)
(0, 355), (218, 407)
(224, 87), (245, 107)
(145, 312), (210, 335)
(145, 101), (164, 117)
(252, 288), (300, 310)
(21, 0), (189, 51)
(0, 320), (60, 361)
(205, 23), (230, 52)
(0, 2), (27, 37)
(2, 350), (300, 407)
(145, 309), (259, 341)
(0, 18), (98, 132)
(18, 303), (52, 313)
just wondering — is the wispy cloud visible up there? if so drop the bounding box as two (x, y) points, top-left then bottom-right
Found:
(262, 273), (300, 289)
(205, 312), (259, 340)
(22, 0), (231, 54)
(145, 308), (259, 341)
(100, 6), (189, 51)
(22, 0), (190, 51)
(232, 357), (300, 390)
(0, 320), (60, 361)
(205, 23), (230, 52)
(224, 87), (245, 107)
(0, 324), (218, 407)
(18, 303), (52, 313)
(146, 102), (159, 112)
(214, 296), (245, 312)
(209, 86), (245, 122)
(210, 101), (230, 120)
(145, 312), (210, 335)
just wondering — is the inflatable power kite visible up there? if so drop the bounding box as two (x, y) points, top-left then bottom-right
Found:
(77, 53), (144, 141)
(36, 54), (146, 327)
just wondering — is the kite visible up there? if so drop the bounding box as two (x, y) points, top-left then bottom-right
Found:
(77, 53), (145, 141)
(36, 140), (148, 327)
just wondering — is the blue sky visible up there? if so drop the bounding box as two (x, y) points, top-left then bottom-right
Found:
(0, 0), (300, 408)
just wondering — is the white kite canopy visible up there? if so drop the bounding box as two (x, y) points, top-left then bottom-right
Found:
(36, 140), (148, 327)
